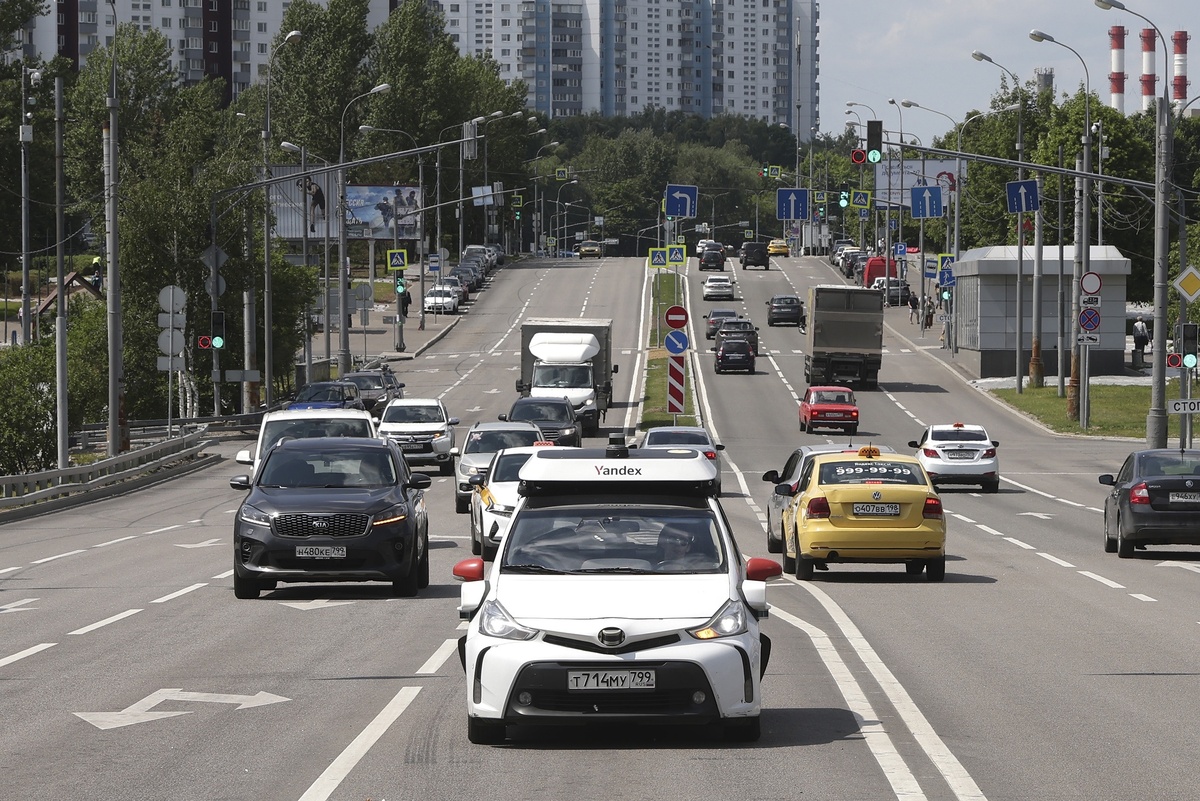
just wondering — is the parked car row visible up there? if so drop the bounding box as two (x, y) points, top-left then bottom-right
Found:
(425, 243), (505, 314)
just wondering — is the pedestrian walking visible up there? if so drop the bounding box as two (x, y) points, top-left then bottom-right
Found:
(908, 293), (919, 324)
(1133, 316), (1149, 354)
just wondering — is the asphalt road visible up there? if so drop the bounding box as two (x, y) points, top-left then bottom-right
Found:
(2, 252), (1196, 801)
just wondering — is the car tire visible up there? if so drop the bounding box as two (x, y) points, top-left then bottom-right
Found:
(440, 459), (455, 476)
(767, 520), (783, 554)
(782, 549), (796, 575)
(984, 479), (1000, 493)
(1116, 528), (1135, 559)
(482, 540), (499, 562)
(722, 717), (761, 742)
(467, 717), (507, 745)
(456, 495), (470, 514)
(470, 520), (482, 555)
(233, 570), (261, 600)
(392, 550), (420, 597)
(417, 531), (431, 590)
(796, 557), (815, 580)
(926, 556), (946, 582)
(906, 561), (925, 575)
(1103, 515), (1117, 553)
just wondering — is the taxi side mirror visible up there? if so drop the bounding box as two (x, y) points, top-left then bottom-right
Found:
(762, 470), (780, 483)
(774, 483), (793, 497)
(907, 440), (920, 448)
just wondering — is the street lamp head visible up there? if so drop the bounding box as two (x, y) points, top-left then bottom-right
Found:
(284, 29), (302, 43)
(370, 83), (391, 95)
(888, 98), (898, 106)
(280, 141), (301, 153)
(531, 128), (547, 135)
(1095, 0), (1122, 10)
(845, 101), (857, 107)
(358, 124), (375, 133)
(527, 116), (540, 124)
(900, 99), (918, 108)
(489, 110), (505, 118)
(1029, 29), (1054, 43)
(971, 50), (992, 63)
(471, 116), (487, 124)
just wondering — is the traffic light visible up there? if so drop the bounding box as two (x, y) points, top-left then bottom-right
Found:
(515, 209), (521, 221)
(839, 183), (850, 208)
(210, 310), (225, 349)
(758, 164), (767, 178)
(851, 149), (867, 165)
(198, 335), (212, 349)
(1176, 322), (1198, 369)
(866, 120), (883, 163)
(395, 275), (405, 292)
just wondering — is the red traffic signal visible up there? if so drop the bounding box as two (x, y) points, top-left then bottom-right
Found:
(198, 335), (213, 349)
(1167, 353), (1184, 369)
(851, 149), (867, 165)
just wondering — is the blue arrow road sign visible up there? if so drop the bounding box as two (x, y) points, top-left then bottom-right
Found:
(777, 188), (808, 221)
(664, 329), (689, 355)
(665, 184), (698, 218)
(1006, 179), (1040, 213)
(910, 186), (943, 219)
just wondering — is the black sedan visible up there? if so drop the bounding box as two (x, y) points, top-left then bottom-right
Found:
(766, 294), (805, 327)
(288, 381), (366, 412)
(1099, 448), (1200, 557)
(499, 397), (582, 446)
(229, 437), (432, 598)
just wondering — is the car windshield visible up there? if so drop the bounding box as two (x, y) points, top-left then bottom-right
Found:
(931, 430), (989, 442)
(501, 508), (725, 574)
(259, 450), (397, 488)
(510, 402), (570, 423)
(296, 385), (347, 402)
(722, 341), (752, 353)
(256, 418), (373, 458)
(464, 430), (542, 454)
(491, 452), (535, 482)
(1137, 452), (1200, 476)
(819, 460), (925, 486)
(644, 430), (712, 447)
(532, 364), (592, 389)
(344, 374), (383, 390)
(382, 404), (444, 424)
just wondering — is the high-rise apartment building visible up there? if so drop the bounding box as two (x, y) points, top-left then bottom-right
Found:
(12, 0), (818, 137)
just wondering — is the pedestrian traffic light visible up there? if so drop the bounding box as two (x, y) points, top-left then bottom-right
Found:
(1177, 322), (1198, 368)
(515, 209), (521, 220)
(395, 275), (405, 292)
(839, 191), (850, 208)
(210, 310), (225, 349)
(851, 149), (867, 165)
(198, 335), (212, 349)
(758, 164), (767, 178)
(866, 120), (883, 163)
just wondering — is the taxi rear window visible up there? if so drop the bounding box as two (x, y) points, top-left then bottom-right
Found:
(818, 460), (924, 485)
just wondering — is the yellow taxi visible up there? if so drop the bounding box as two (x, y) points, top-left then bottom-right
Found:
(767, 239), (790, 256)
(773, 446), (946, 581)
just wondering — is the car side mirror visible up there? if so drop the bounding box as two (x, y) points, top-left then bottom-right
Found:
(229, 475), (252, 491)
(498, 414), (508, 421)
(907, 440), (920, 448)
(235, 449), (252, 465)
(762, 470), (780, 483)
(408, 473), (433, 489)
(714, 444), (725, 451)
(448, 417), (460, 426)
(1098, 474), (1116, 486)
(991, 440), (1000, 447)
(611, 364), (618, 375)
(774, 483), (793, 497)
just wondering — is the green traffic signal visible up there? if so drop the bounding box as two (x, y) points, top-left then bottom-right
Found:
(839, 191), (849, 208)
(867, 150), (882, 163)
(211, 335), (225, 349)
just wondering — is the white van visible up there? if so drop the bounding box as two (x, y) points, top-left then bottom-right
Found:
(234, 408), (379, 478)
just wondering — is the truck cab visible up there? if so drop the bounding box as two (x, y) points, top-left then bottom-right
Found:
(515, 322), (618, 438)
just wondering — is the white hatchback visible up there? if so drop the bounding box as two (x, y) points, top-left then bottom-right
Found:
(453, 444), (783, 745)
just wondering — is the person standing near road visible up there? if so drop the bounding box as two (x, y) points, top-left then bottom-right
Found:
(908, 293), (919, 324)
(1133, 316), (1149, 354)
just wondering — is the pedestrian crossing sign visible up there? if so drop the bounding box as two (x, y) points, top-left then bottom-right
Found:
(648, 248), (669, 268)
(667, 246), (686, 265)
(387, 249), (408, 271)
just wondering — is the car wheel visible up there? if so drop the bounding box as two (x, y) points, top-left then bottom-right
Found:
(1116, 527), (1135, 559)
(796, 557), (815, 580)
(417, 531), (431, 589)
(906, 561), (925, 575)
(482, 540), (499, 562)
(926, 556), (946, 582)
(233, 569), (261, 600)
(1103, 514), (1117, 553)
(470, 518), (482, 555)
(782, 548), (796, 575)
(722, 717), (761, 742)
(440, 459), (455, 476)
(767, 519), (783, 554)
(984, 479), (1000, 493)
(804, 419), (814, 435)
(392, 550), (420, 597)
(467, 717), (507, 745)
(456, 494), (470, 514)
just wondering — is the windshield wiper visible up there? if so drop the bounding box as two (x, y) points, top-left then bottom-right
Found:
(502, 563), (567, 574)
(573, 566), (654, 574)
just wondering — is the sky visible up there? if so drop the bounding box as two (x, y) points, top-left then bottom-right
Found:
(815, 0), (1195, 148)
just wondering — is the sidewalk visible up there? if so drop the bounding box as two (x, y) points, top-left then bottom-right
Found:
(303, 307), (462, 379)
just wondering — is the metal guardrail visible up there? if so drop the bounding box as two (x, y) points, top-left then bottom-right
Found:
(0, 428), (213, 510)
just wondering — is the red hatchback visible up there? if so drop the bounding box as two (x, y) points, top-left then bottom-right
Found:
(799, 385), (859, 435)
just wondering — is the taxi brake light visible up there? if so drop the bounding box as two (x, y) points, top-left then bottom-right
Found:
(805, 497), (831, 519)
(923, 497), (944, 519)
(1129, 482), (1151, 505)
(922, 448), (939, 458)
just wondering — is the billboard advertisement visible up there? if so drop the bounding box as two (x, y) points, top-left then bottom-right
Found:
(271, 168), (423, 242)
(271, 164), (337, 240)
(345, 185), (424, 240)
(873, 158), (958, 210)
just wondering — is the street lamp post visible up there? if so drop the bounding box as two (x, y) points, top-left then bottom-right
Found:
(528, 141), (559, 255)
(260, 29), (300, 407)
(1031, 28), (1092, 407)
(973, 50), (1026, 392)
(1096, 0), (1171, 447)
(888, 98), (906, 284)
(280, 142), (333, 366)
(337, 82), (391, 376)
(481, 111), (524, 243)
(19, 65), (41, 346)
(554, 179), (578, 254)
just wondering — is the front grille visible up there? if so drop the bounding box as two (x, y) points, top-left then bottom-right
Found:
(274, 513), (371, 538)
(543, 633), (681, 655)
(534, 688), (698, 714)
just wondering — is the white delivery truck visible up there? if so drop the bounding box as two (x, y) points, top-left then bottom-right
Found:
(515, 318), (617, 437)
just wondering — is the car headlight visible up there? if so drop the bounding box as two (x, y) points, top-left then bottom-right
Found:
(373, 503), (409, 527)
(582, 398), (595, 407)
(688, 598), (748, 640)
(239, 503), (272, 527)
(487, 502), (516, 517)
(464, 464), (481, 476)
(559, 427), (576, 437)
(478, 598), (539, 640)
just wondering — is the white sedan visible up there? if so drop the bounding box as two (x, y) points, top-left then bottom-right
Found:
(469, 445), (556, 561)
(908, 422), (1000, 492)
(423, 287), (459, 314)
(453, 446), (783, 745)
(702, 275), (735, 301)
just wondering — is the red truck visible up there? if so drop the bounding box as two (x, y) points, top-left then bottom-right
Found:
(860, 256), (898, 288)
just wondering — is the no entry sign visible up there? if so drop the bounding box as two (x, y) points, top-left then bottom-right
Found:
(665, 305), (688, 329)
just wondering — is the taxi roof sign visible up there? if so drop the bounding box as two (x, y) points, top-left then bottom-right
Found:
(517, 447), (718, 496)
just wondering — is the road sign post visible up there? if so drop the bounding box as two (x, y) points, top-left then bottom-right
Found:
(667, 355), (686, 415)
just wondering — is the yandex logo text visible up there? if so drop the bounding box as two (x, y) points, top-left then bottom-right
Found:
(593, 465), (644, 476)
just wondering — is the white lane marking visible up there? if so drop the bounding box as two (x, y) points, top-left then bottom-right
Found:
(1037, 553), (1075, 568)
(0, 598), (39, 613)
(0, 567), (20, 575)
(1055, 498), (1086, 508)
(145, 525), (183, 535)
(950, 513), (976, 524)
(1004, 537), (1036, 550)
(212, 569), (234, 579)
(1129, 593), (1157, 602)
(431, 535), (470, 541)
(976, 525), (1005, 537)
(297, 686), (422, 801)
(32, 550), (87, 564)
(1078, 571), (1125, 589)
(68, 609), (143, 635)
(0, 643), (57, 668)
(94, 536), (138, 547)
(415, 639), (459, 675)
(773, 608), (925, 800)
(788, 582), (989, 801)
(456, 620), (469, 630)
(151, 584), (208, 604)
(1085, 506), (1103, 513)
(998, 477), (1055, 498)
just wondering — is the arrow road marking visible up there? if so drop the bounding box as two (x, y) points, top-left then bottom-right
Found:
(484, 388), (500, 394)
(277, 598), (357, 610)
(465, 406), (483, 413)
(175, 538), (222, 549)
(1156, 560), (1200, 575)
(0, 598), (39, 613)
(75, 688), (291, 730)
(1017, 512), (1055, 520)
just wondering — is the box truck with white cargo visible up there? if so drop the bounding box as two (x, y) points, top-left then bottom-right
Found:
(515, 318), (617, 437)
